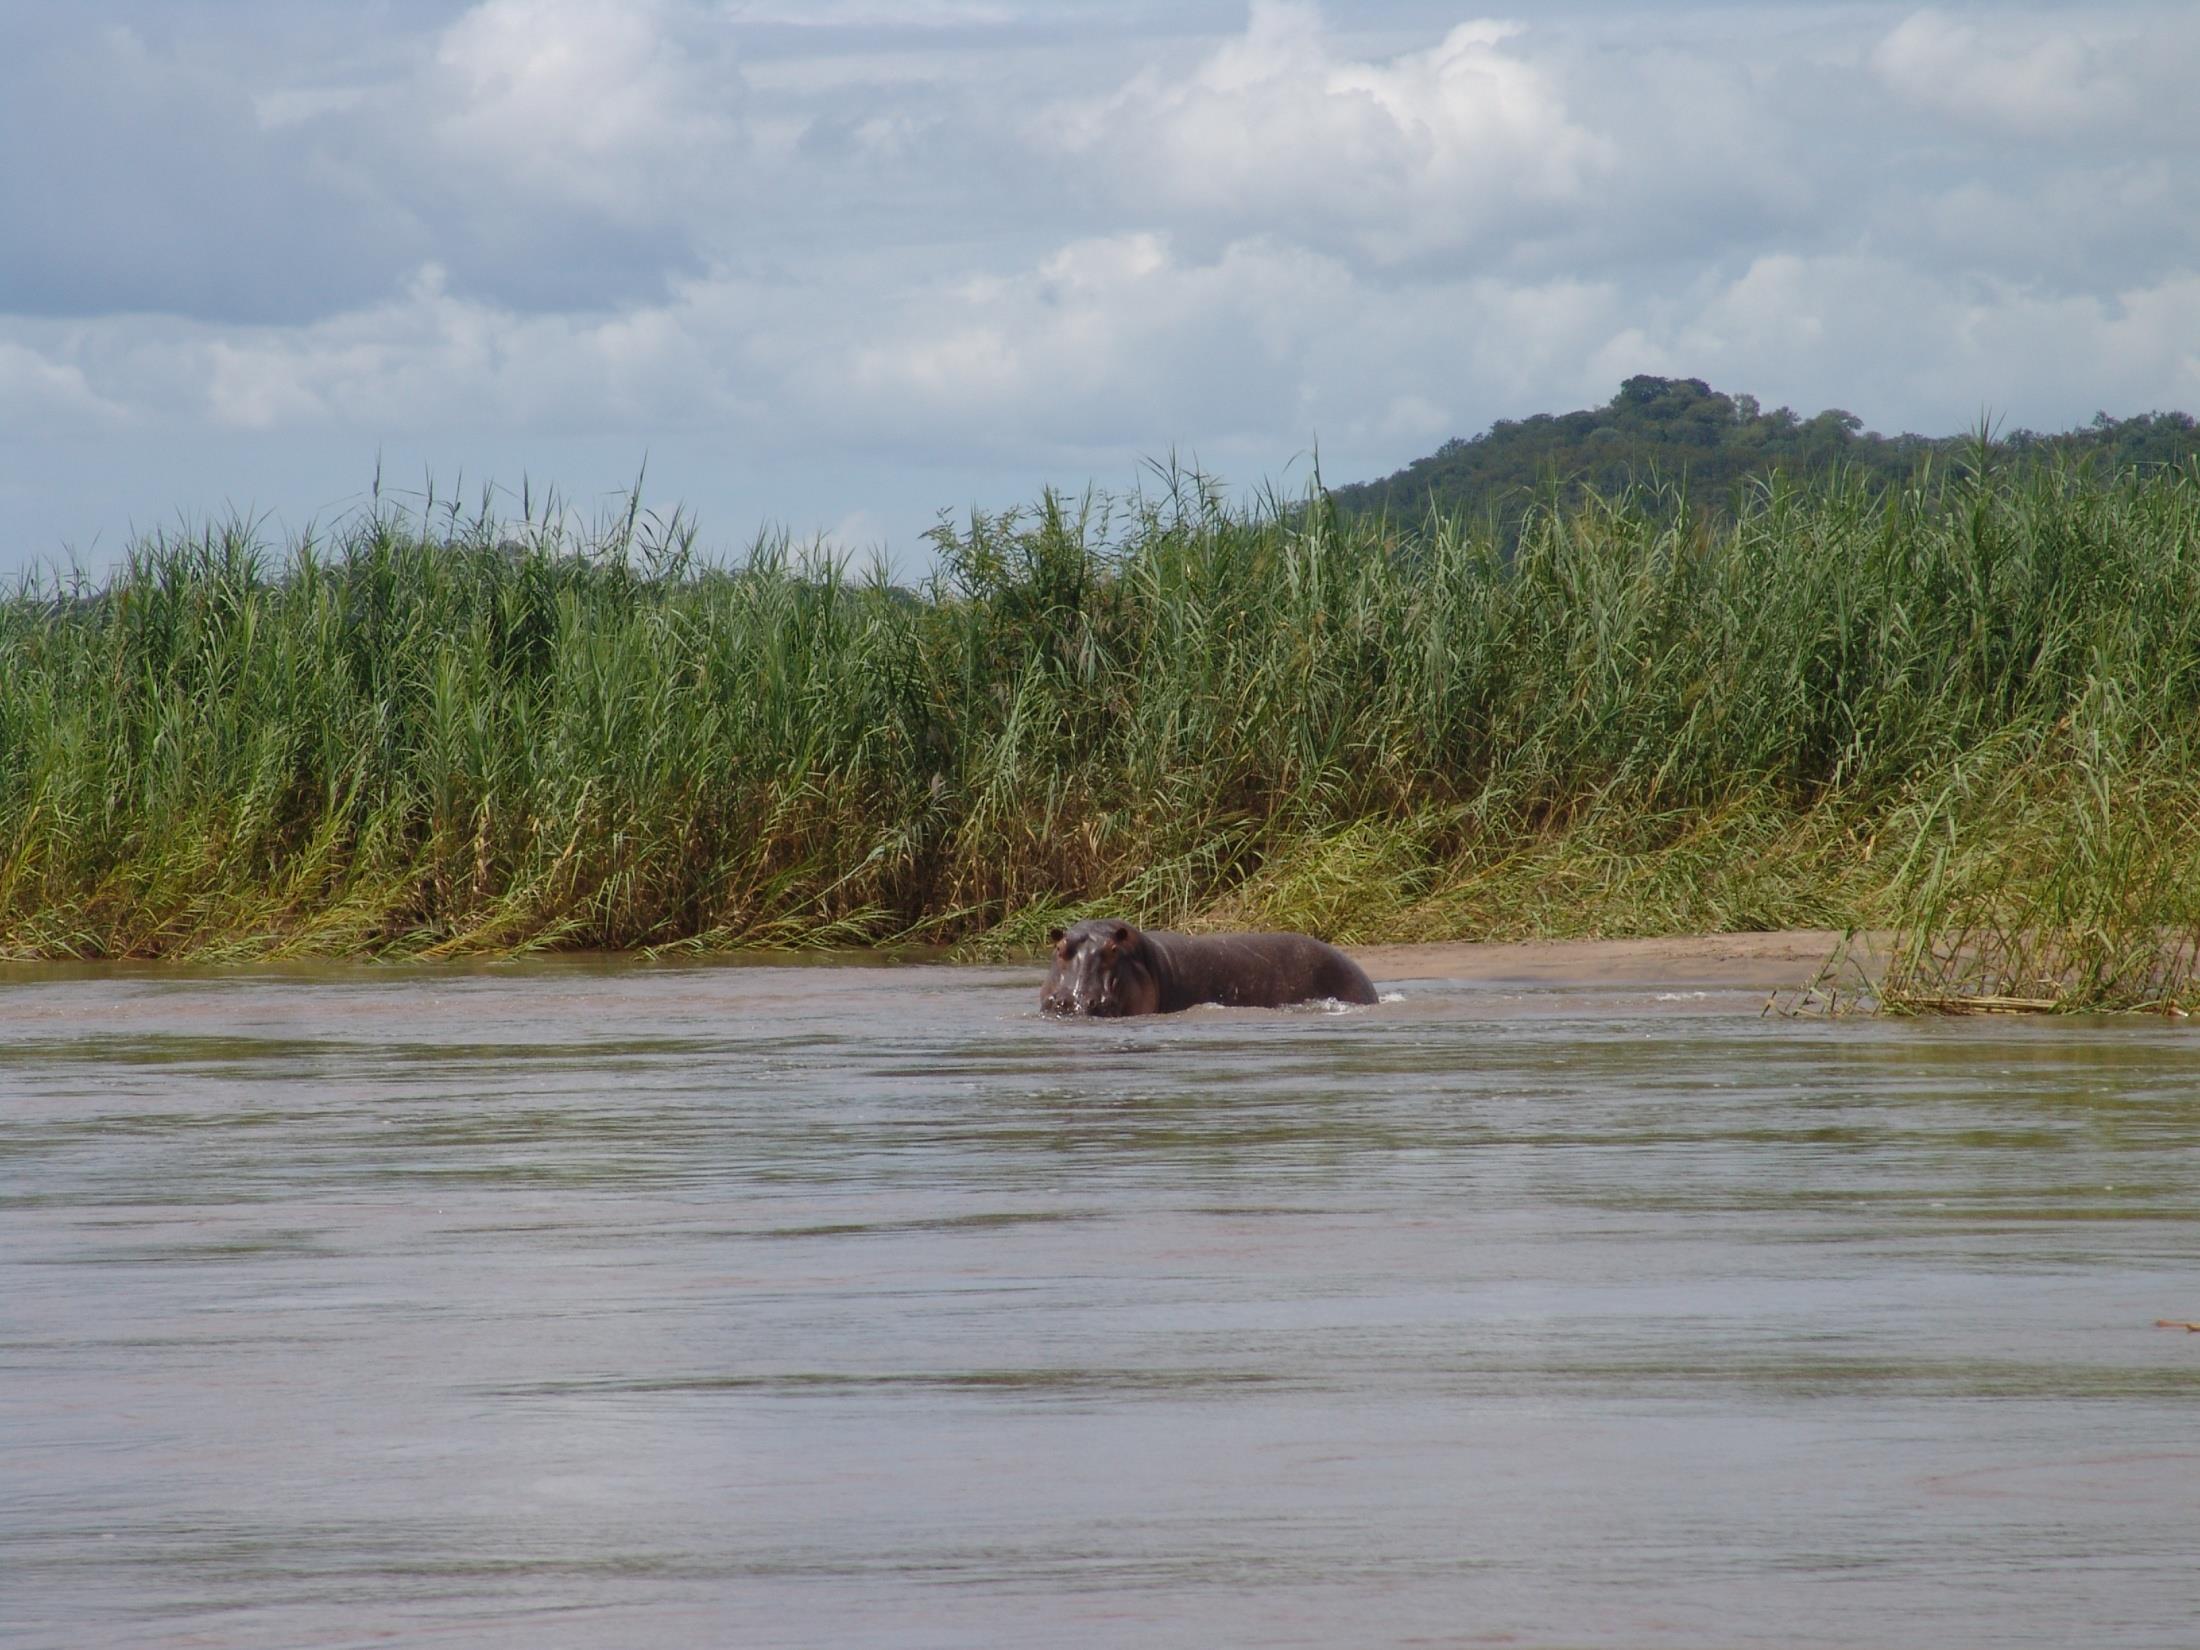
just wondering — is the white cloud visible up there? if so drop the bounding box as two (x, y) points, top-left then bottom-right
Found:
(811, 231), (1633, 466)
(428, 0), (747, 219)
(1044, 3), (1611, 264)
(252, 84), (370, 131)
(0, 342), (134, 428)
(824, 226), (2200, 462)
(0, 264), (749, 440)
(11, 219), (2198, 493)
(834, 233), (1346, 452)
(1870, 9), (2194, 137)
(731, 2), (1020, 25)
(819, 508), (891, 554)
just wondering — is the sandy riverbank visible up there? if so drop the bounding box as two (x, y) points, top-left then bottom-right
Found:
(1355, 929), (1885, 991)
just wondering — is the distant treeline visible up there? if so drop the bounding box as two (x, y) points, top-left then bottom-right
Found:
(1329, 375), (2200, 538)
(4, 457), (2199, 1009)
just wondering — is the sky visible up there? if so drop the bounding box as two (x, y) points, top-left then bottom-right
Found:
(2, 0), (2196, 576)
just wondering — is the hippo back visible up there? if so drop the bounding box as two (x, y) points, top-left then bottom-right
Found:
(1143, 930), (1380, 1011)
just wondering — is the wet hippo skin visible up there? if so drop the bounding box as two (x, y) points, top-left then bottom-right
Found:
(1040, 919), (1380, 1016)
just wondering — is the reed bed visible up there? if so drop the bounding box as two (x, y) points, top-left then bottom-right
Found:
(3, 460), (2198, 1008)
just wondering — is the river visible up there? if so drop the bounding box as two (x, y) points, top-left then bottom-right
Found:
(3, 955), (2196, 1648)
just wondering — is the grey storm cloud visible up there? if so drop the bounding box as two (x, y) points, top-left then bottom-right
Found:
(2, 0), (2198, 572)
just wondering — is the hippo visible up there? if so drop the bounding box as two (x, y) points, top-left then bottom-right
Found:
(1040, 918), (1380, 1016)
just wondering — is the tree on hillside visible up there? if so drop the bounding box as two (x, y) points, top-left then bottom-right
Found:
(1328, 378), (2199, 538)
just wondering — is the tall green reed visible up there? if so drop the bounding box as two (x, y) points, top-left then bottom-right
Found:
(3, 458), (2197, 1003)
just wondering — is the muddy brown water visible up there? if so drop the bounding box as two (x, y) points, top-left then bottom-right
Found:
(3, 957), (2197, 1649)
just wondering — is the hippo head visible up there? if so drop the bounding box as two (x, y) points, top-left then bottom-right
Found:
(1040, 919), (1161, 1017)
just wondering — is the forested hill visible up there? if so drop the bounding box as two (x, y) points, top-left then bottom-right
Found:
(1327, 375), (2200, 528)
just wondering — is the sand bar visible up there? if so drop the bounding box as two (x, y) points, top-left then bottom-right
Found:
(1358, 929), (1882, 990)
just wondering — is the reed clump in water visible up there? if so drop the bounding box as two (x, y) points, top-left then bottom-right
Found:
(3, 459), (2198, 1007)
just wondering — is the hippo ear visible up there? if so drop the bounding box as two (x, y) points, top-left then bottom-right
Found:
(1047, 927), (1065, 946)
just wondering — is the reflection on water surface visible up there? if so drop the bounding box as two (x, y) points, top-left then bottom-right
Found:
(3, 958), (2198, 1648)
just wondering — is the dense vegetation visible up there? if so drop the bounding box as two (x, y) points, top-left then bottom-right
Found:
(1331, 376), (2200, 544)
(3, 454), (2199, 1009)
